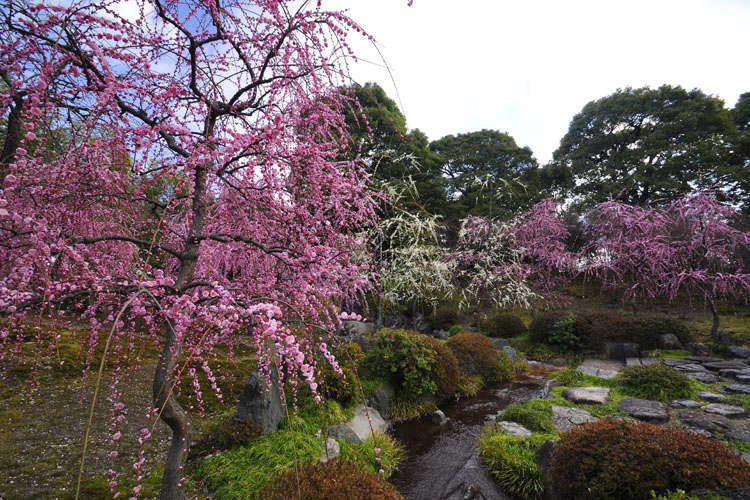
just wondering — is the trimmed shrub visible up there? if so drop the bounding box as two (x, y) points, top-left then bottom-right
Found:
(487, 312), (527, 338)
(261, 459), (404, 500)
(422, 336), (460, 402)
(480, 430), (549, 500)
(548, 314), (581, 350)
(431, 306), (459, 331)
(528, 310), (570, 344)
(632, 316), (693, 346)
(364, 329), (436, 400)
(549, 419), (750, 500)
(447, 331), (505, 382)
(620, 363), (695, 402)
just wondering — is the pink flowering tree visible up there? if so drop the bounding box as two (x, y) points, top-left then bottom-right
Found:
(583, 193), (750, 339)
(513, 199), (577, 316)
(0, 0), (389, 498)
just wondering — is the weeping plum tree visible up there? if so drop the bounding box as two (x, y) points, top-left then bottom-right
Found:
(584, 193), (750, 339)
(0, 0), (399, 498)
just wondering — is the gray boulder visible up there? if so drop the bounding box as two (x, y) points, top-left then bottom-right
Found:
(561, 387), (610, 405)
(685, 342), (712, 357)
(502, 345), (519, 359)
(740, 375), (750, 383)
(492, 338), (510, 348)
(348, 405), (388, 441)
(719, 368), (750, 379)
(551, 405), (598, 431)
(432, 409), (448, 425)
(678, 411), (734, 432)
(577, 365), (618, 379)
(341, 320), (375, 336)
(433, 329), (450, 340)
(698, 391), (727, 402)
(657, 334), (682, 350)
(368, 382), (395, 419)
(497, 421), (532, 437)
(414, 313), (431, 333)
(536, 440), (558, 500)
(320, 438), (340, 463)
(327, 423), (361, 443)
(617, 398), (669, 423)
(703, 360), (750, 372)
(234, 366), (285, 435)
(702, 403), (747, 418)
(723, 384), (750, 395)
(725, 345), (750, 359)
(726, 428), (750, 442)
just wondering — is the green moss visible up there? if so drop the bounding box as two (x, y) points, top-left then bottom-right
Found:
(195, 430), (321, 500)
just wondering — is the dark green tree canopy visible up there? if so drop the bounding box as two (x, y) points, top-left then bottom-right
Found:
(430, 129), (540, 219)
(546, 85), (744, 209)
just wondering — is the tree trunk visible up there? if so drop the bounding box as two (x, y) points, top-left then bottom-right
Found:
(709, 299), (721, 341)
(530, 302), (536, 321)
(0, 91), (23, 188)
(153, 322), (191, 500)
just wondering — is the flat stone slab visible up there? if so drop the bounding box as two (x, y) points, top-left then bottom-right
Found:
(698, 391), (727, 402)
(703, 361), (750, 372)
(685, 371), (722, 383)
(726, 345), (750, 359)
(726, 428), (750, 442)
(686, 356), (723, 363)
(739, 375), (750, 383)
(719, 368), (750, 379)
(562, 387), (611, 405)
(618, 398), (669, 423)
(670, 399), (703, 409)
(497, 421), (532, 437)
(552, 405), (598, 431)
(626, 357), (642, 367)
(641, 358), (655, 365)
(723, 384), (750, 395)
(702, 403), (748, 418)
(673, 363), (709, 372)
(577, 365), (618, 379)
(662, 358), (691, 367)
(581, 358), (624, 371)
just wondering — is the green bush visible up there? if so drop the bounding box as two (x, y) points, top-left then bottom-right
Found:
(549, 419), (750, 500)
(447, 331), (507, 382)
(339, 431), (404, 476)
(449, 324), (464, 336)
(364, 329), (436, 400)
(529, 311), (693, 350)
(548, 314), (581, 350)
(431, 306), (459, 331)
(423, 336), (460, 402)
(480, 430), (550, 500)
(549, 368), (584, 386)
(501, 399), (556, 434)
(620, 363), (695, 402)
(487, 312), (527, 338)
(261, 459), (404, 500)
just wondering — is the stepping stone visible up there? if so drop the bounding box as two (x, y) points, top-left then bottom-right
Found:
(618, 398), (669, 423)
(703, 361), (750, 372)
(685, 372), (722, 383)
(681, 426), (714, 438)
(552, 405), (598, 431)
(719, 368), (750, 379)
(739, 375), (750, 383)
(673, 363), (708, 372)
(641, 358), (656, 366)
(497, 421), (532, 437)
(702, 403), (748, 418)
(686, 356), (723, 363)
(722, 384), (750, 395)
(577, 365), (618, 379)
(670, 399), (703, 409)
(726, 428), (750, 442)
(726, 345), (750, 359)
(698, 391), (727, 402)
(662, 358), (691, 367)
(626, 357), (642, 367)
(562, 387), (611, 405)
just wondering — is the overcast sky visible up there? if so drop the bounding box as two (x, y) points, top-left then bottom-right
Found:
(326, 0), (750, 164)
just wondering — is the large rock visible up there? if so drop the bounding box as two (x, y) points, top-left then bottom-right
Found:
(432, 329), (450, 340)
(678, 411), (734, 432)
(320, 438), (340, 463)
(719, 368), (750, 379)
(685, 342), (712, 357)
(502, 345), (519, 359)
(726, 345), (750, 359)
(561, 387), (610, 405)
(657, 334), (682, 350)
(726, 428), (750, 442)
(234, 366), (285, 435)
(535, 440), (558, 500)
(551, 405), (598, 431)
(702, 403), (748, 418)
(697, 391), (727, 402)
(617, 398), (669, 423)
(605, 342), (640, 361)
(577, 365), (618, 379)
(497, 421), (532, 437)
(341, 320), (376, 336)
(327, 423), (361, 443)
(432, 409), (448, 426)
(348, 405), (388, 442)
(414, 313), (431, 333)
(723, 384), (750, 395)
(368, 382), (395, 419)
(492, 338), (510, 348)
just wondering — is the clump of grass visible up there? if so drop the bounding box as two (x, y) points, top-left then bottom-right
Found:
(339, 431), (404, 476)
(620, 363), (696, 402)
(389, 395), (437, 422)
(195, 430), (321, 500)
(501, 399), (557, 434)
(480, 429), (552, 500)
(456, 373), (484, 398)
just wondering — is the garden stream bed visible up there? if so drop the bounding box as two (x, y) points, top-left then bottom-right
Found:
(389, 379), (545, 500)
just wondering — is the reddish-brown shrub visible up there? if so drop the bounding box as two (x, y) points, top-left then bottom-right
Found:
(447, 331), (503, 382)
(549, 419), (750, 500)
(423, 336), (460, 402)
(261, 458), (404, 500)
